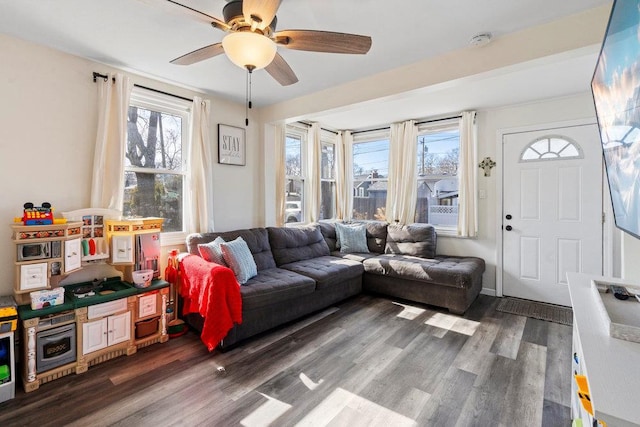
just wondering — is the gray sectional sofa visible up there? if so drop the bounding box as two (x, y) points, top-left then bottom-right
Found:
(184, 221), (485, 350)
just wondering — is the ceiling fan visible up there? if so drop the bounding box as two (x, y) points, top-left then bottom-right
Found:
(163, 0), (372, 86)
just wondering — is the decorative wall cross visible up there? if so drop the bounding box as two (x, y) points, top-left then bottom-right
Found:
(478, 157), (496, 177)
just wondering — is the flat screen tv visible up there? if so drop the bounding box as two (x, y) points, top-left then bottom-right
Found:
(592, 0), (640, 239)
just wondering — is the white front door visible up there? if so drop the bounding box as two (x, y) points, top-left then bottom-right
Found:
(502, 124), (603, 306)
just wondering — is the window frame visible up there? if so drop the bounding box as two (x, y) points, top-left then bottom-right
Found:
(126, 87), (192, 246)
(284, 125), (307, 225)
(319, 130), (337, 221)
(351, 129), (391, 221)
(416, 118), (461, 234)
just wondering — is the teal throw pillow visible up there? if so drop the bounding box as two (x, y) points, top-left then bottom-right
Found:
(198, 236), (227, 266)
(335, 222), (369, 254)
(220, 237), (258, 285)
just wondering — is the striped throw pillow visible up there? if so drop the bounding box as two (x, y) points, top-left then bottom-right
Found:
(197, 236), (227, 266)
(220, 237), (258, 285)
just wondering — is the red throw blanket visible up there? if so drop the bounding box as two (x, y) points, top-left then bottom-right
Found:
(178, 254), (242, 351)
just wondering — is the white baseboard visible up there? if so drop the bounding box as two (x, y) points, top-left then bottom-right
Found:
(480, 287), (496, 297)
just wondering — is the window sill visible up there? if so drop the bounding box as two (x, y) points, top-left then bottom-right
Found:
(434, 227), (458, 237)
(161, 231), (187, 248)
(435, 228), (478, 239)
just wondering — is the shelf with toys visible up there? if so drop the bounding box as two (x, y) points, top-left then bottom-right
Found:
(11, 203), (83, 305)
(60, 208), (123, 264)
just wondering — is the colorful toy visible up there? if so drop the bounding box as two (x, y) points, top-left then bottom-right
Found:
(14, 202), (66, 226)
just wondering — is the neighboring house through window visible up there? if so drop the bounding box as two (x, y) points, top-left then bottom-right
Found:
(124, 88), (191, 234)
(352, 132), (390, 221)
(416, 118), (461, 230)
(281, 117), (464, 233)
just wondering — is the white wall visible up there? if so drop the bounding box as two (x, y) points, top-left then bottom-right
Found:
(0, 33), (262, 298)
(622, 234), (640, 282)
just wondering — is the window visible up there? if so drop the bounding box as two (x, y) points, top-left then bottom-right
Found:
(415, 120), (460, 228)
(285, 128), (305, 224)
(520, 136), (582, 161)
(320, 135), (336, 220)
(352, 135), (390, 220)
(124, 88), (191, 234)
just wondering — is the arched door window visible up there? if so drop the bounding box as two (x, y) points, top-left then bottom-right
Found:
(520, 136), (583, 162)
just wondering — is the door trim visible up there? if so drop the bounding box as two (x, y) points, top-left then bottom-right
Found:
(495, 117), (608, 298)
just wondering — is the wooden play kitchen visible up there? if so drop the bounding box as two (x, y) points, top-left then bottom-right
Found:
(18, 278), (169, 392)
(10, 207), (171, 393)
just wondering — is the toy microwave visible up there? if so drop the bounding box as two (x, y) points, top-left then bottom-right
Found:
(17, 240), (61, 262)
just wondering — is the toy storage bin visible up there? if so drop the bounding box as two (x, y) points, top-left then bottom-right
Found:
(0, 332), (15, 403)
(135, 317), (159, 339)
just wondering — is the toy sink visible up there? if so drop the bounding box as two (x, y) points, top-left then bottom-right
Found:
(65, 278), (137, 308)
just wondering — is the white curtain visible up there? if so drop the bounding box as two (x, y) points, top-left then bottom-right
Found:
(335, 131), (354, 220)
(457, 111), (478, 237)
(274, 123), (286, 226)
(335, 131), (346, 219)
(385, 120), (418, 225)
(90, 73), (133, 210)
(307, 123), (322, 222)
(186, 96), (213, 233)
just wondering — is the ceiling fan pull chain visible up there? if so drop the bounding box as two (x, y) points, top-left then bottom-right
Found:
(245, 65), (255, 126)
(249, 68), (253, 110)
(245, 67), (250, 126)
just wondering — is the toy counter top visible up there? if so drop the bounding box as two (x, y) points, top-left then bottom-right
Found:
(17, 279), (170, 320)
(18, 298), (74, 320)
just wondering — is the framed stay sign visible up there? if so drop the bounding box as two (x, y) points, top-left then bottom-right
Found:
(218, 124), (246, 166)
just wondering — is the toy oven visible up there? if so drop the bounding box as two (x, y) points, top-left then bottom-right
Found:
(17, 241), (61, 262)
(36, 314), (76, 374)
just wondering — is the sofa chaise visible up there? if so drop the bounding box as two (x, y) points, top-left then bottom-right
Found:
(181, 221), (485, 350)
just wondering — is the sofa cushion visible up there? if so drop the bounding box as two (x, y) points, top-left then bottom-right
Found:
(385, 223), (437, 258)
(186, 228), (276, 271)
(363, 254), (485, 289)
(360, 220), (388, 254)
(220, 237), (258, 285)
(335, 222), (369, 254)
(280, 255), (364, 290)
(318, 220), (340, 251)
(197, 236), (227, 266)
(241, 268), (316, 310)
(268, 225), (330, 266)
(331, 251), (379, 263)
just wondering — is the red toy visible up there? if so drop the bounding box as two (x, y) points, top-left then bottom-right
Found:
(21, 202), (54, 225)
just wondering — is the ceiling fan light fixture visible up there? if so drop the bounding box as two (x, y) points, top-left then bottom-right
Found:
(222, 31), (277, 70)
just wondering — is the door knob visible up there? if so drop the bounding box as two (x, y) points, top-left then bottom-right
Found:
(505, 225), (513, 231)
(506, 214), (512, 220)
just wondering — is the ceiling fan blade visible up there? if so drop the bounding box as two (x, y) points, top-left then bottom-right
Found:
(243, 0), (281, 30)
(265, 53), (298, 86)
(170, 43), (225, 65)
(143, 0), (230, 31)
(275, 30), (372, 54)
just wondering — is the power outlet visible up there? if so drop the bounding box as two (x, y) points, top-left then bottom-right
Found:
(479, 189), (487, 199)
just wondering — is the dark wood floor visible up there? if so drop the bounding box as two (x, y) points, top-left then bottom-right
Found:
(0, 294), (572, 426)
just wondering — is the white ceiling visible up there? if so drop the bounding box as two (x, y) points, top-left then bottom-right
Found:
(0, 1), (610, 110)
